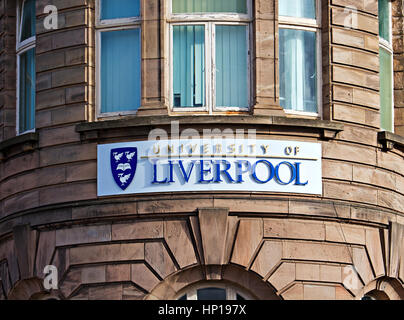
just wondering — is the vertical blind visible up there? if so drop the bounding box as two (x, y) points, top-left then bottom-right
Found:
(279, 0), (316, 19)
(173, 25), (205, 108)
(19, 48), (36, 133)
(101, 0), (140, 20)
(172, 0), (247, 14)
(279, 29), (317, 113)
(20, 0), (36, 41)
(379, 47), (393, 132)
(101, 28), (141, 113)
(215, 25), (248, 108)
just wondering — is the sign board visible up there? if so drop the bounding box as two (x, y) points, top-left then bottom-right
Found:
(97, 139), (322, 196)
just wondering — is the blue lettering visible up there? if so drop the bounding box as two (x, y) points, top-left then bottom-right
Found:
(252, 160), (275, 183)
(168, 160), (175, 183)
(152, 162), (168, 184)
(199, 160), (214, 183)
(236, 160), (251, 183)
(294, 162), (308, 186)
(275, 162), (296, 185)
(214, 160), (235, 183)
(178, 160), (195, 183)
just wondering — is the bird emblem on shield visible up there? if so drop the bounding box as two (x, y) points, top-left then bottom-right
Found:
(110, 147), (137, 190)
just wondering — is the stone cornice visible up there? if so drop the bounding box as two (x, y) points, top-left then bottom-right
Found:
(76, 115), (345, 141)
(0, 132), (39, 162)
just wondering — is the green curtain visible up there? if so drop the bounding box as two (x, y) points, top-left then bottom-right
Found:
(101, 0), (140, 20)
(19, 48), (36, 133)
(279, 0), (316, 19)
(379, 47), (393, 131)
(101, 29), (141, 113)
(20, 0), (36, 41)
(172, 0), (247, 14)
(378, 0), (391, 43)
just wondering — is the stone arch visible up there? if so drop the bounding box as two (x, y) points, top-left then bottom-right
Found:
(8, 277), (63, 300)
(359, 277), (404, 300)
(8, 278), (44, 300)
(146, 264), (280, 300)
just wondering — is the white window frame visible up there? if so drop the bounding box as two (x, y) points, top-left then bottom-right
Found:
(95, 0), (142, 119)
(16, 0), (36, 136)
(167, 0), (253, 114)
(278, 0), (322, 118)
(175, 282), (253, 300)
(379, 0), (394, 132)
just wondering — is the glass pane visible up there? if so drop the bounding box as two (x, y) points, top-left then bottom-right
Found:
(279, 28), (317, 113)
(279, 0), (316, 19)
(101, 28), (141, 113)
(197, 288), (226, 300)
(216, 25), (248, 108)
(173, 25), (205, 108)
(20, 0), (36, 41)
(172, 0), (247, 14)
(101, 0), (140, 20)
(379, 0), (391, 43)
(19, 48), (36, 133)
(380, 47), (393, 131)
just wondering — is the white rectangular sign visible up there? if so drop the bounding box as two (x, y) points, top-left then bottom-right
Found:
(97, 139), (322, 196)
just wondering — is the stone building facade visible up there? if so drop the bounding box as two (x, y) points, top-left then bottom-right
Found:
(0, 0), (403, 300)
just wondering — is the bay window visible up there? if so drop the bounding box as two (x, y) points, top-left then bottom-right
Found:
(278, 0), (321, 115)
(96, 0), (141, 117)
(379, 0), (394, 132)
(169, 0), (251, 112)
(17, 0), (36, 135)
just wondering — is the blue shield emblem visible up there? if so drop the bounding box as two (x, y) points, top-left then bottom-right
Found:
(111, 148), (137, 190)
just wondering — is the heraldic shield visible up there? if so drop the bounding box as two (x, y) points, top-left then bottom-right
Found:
(110, 147), (138, 190)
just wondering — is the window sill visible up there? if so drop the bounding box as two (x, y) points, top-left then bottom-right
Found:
(76, 115), (344, 142)
(0, 132), (39, 162)
(378, 131), (404, 152)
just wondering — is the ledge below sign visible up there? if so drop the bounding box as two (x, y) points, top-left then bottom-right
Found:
(97, 139), (323, 196)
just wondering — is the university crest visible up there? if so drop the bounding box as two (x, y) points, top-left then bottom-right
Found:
(110, 147), (137, 190)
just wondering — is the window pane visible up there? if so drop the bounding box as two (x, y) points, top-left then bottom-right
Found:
(101, 0), (140, 20)
(197, 288), (226, 300)
(216, 25), (248, 108)
(173, 25), (205, 108)
(19, 48), (36, 133)
(172, 0), (247, 14)
(379, 0), (391, 43)
(279, 0), (316, 19)
(380, 47), (393, 131)
(101, 28), (141, 113)
(279, 28), (317, 113)
(20, 0), (36, 41)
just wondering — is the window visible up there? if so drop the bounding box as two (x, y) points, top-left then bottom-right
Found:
(177, 284), (250, 300)
(17, 0), (36, 135)
(96, 0), (141, 116)
(379, 0), (394, 132)
(169, 0), (252, 112)
(278, 0), (321, 115)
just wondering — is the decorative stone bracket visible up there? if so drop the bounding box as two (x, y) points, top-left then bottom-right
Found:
(378, 131), (404, 152)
